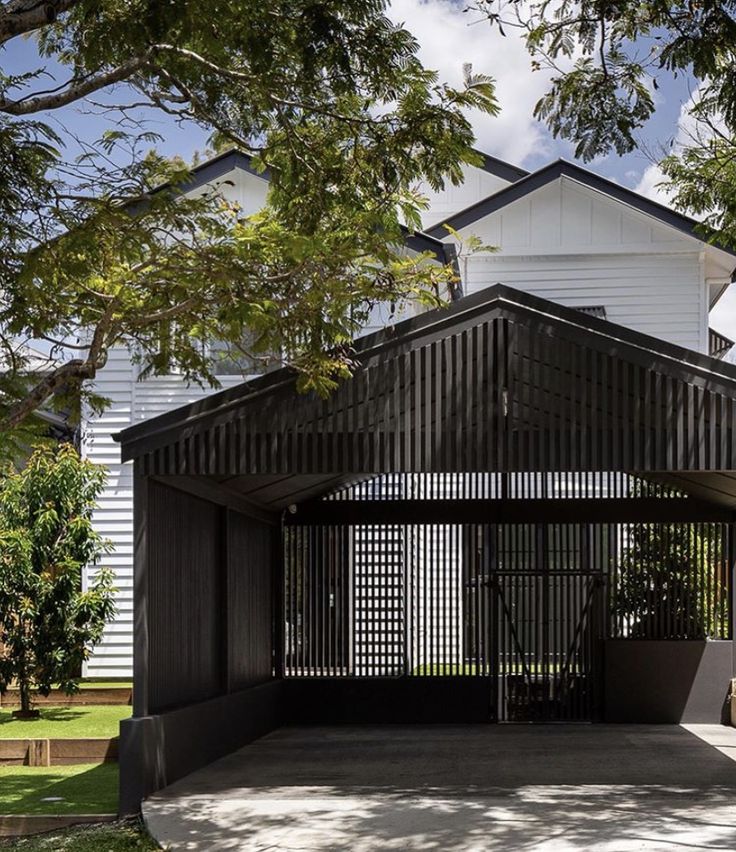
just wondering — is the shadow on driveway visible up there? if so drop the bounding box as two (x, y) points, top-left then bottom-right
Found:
(143, 725), (736, 850)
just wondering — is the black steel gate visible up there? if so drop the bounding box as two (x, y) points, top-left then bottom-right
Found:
(464, 522), (606, 722)
(284, 509), (729, 723)
(490, 570), (604, 722)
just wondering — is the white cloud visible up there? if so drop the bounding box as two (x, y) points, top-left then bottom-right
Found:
(388, 0), (553, 167)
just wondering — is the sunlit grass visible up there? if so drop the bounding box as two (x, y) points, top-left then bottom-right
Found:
(0, 706), (130, 739)
(0, 764), (118, 815)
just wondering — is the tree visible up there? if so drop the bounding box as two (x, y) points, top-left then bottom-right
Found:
(612, 523), (727, 640)
(0, 1), (498, 460)
(0, 444), (114, 717)
(476, 0), (736, 247)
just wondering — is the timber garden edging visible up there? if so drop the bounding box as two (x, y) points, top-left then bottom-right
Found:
(0, 737), (119, 766)
(0, 688), (132, 708)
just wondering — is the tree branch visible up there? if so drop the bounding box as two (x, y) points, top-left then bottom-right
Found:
(0, 52), (153, 115)
(2, 303), (115, 429)
(0, 0), (79, 44)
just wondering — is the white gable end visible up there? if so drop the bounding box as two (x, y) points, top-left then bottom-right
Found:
(452, 177), (702, 254)
(443, 177), (719, 353)
(419, 162), (514, 229)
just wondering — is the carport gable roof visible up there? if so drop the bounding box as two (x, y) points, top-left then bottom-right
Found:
(117, 284), (736, 503)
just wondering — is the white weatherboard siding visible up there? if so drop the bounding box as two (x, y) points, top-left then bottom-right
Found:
(465, 253), (704, 351)
(82, 350), (242, 678)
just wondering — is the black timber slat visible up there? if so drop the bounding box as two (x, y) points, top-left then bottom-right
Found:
(284, 498), (734, 526)
(120, 285), (736, 478)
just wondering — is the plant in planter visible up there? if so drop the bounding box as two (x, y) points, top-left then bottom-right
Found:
(612, 523), (725, 639)
(0, 444), (115, 718)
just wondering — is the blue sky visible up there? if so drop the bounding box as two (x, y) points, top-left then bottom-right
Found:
(4, 1), (735, 335)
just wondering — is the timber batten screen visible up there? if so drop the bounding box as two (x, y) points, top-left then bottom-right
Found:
(281, 473), (733, 723)
(122, 287), (736, 482)
(117, 284), (736, 735)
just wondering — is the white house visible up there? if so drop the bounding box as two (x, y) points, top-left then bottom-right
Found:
(82, 149), (736, 678)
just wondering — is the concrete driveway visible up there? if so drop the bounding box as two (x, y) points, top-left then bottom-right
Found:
(143, 724), (736, 851)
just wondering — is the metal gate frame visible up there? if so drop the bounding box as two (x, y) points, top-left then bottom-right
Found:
(489, 568), (605, 722)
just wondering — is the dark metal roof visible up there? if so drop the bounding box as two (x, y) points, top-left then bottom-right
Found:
(116, 284), (736, 511)
(473, 149), (528, 182)
(116, 284), (736, 458)
(142, 150), (454, 267)
(425, 159), (736, 265)
(150, 149), (268, 197)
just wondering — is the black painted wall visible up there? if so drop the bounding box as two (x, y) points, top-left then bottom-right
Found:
(227, 509), (274, 691)
(604, 640), (733, 723)
(148, 482), (225, 712)
(146, 482), (275, 714)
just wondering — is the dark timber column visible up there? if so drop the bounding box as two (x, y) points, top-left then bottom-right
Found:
(132, 461), (149, 718)
(120, 462), (156, 814)
(731, 522), (736, 680)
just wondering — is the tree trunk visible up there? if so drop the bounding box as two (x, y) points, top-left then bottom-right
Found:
(11, 661), (39, 719)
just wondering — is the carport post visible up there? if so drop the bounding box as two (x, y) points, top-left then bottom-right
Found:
(731, 521), (736, 680)
(272, 517), (284, 679)
(132, 461), (149, 718)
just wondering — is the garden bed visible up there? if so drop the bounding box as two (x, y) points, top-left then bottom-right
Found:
(0, 738), (118, 767)
(0, 686), (132, 708)
(0, 818), (154, 847)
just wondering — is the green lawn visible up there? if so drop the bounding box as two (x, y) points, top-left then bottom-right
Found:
(0, 706), (130, 739)
(76, 680), (133, 690)
(0, 819), (156, 850)
(0, 764), (118, 815)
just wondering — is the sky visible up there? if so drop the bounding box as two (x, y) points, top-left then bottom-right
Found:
(3, 0), (735, 336)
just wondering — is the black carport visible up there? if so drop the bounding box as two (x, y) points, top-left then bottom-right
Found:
(117, 284), (736, 812)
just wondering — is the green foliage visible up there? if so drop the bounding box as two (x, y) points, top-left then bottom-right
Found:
(613, 523), (726, 639)
(0, 445), (115, 712)
(478, 0), (736, 249)
(0, 1), (499, 456)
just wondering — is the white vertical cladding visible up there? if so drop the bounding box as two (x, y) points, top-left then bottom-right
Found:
(452, 177), (711, 353)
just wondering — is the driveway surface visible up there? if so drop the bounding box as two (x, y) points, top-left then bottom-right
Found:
(143, 724), (736, 850)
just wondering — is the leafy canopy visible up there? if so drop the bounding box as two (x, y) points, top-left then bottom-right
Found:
(476, 0), (736, 248)
(0, 1), (498, 458)
(613, 523), (726, 639)
(0, 444), (114, 711)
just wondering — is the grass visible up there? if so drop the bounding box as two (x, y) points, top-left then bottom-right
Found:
(76, 680), (132, 691)
(0, 706), (130, 739)
(0, 764), (118, 815)
(0, 819), (157, 850)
